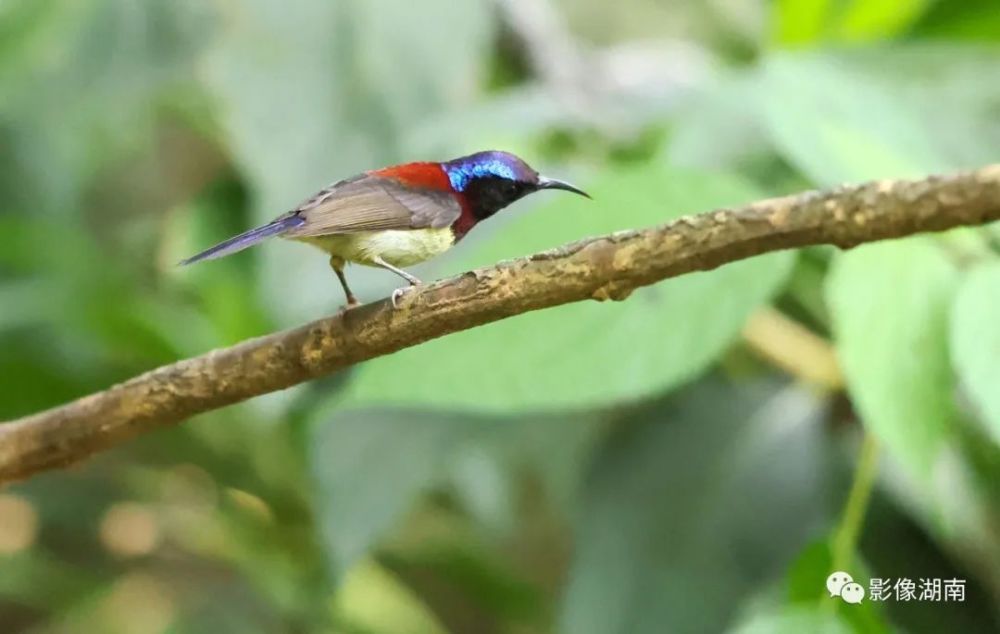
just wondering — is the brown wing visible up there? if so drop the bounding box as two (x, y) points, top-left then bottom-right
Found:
(283, 175), (462, 237)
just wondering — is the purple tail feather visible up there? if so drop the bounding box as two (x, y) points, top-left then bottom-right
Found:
(179, 215), (305, 265)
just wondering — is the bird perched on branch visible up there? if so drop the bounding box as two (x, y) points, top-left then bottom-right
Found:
(181, 150), (589, 307)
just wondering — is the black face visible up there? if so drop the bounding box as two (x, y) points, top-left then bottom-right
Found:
(463, 177), (537, 221)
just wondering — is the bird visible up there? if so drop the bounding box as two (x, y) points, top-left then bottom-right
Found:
(180, 150), (590, 307)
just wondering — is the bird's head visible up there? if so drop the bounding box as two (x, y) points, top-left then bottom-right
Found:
(442, 150), (589, 221)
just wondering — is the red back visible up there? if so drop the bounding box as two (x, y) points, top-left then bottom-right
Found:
(370, 162), (478, 240)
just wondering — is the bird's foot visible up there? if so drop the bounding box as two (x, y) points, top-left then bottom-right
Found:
(391, 286), (417, 309)
(336, 298), (361, 314)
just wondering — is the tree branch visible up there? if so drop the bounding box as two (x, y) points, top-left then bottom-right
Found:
(3, 165), (1000, 484)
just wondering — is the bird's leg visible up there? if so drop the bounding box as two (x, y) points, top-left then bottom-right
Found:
(372, 256), (422, 308)
(329, 256), (360, 308)
(372, 256), (422, 286)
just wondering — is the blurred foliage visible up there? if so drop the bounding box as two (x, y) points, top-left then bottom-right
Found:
(1, 0), (999, 633)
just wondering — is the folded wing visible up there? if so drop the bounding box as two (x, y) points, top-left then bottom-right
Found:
(284, 175), (463, 237)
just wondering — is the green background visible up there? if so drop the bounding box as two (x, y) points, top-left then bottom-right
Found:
(1, 0), (998, 632)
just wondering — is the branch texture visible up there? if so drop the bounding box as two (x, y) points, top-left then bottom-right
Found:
(3, 166), (1000, 483)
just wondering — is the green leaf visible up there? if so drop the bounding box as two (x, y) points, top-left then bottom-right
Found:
(950, 262), (1000, 444)
(0, 551), (104, 609)
(311, 409), (500, 574)
(0, 279), (65, 332)
(311, 403), (608, 579)
(758, 47), (1000, 187)
(840, 46), (1000, 170)
(834, 0), (931, 42)
(913, 0), (1000, 41)
(340, 165), (793, 412)
(666, 73), (772, 171)
(729, 608), (851, 634)
(350, 0), (491, 145)
(772, 0), (836, 46)
(771, 0), (932, 46)
(332, 560), (449, 634)
(785, 542), (891, 634)
(560, 379), (836, 634)
(0, 0), (211, 217)
(759, 53), (950, 186)
(827, 239), (958, 476)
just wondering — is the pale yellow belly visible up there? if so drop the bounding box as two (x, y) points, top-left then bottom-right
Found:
(292, 228), (455, 267)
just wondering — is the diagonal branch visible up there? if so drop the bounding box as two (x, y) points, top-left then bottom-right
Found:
(3, 165), (1000, 484)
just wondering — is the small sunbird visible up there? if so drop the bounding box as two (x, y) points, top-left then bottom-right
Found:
(181, 150), (590, 306)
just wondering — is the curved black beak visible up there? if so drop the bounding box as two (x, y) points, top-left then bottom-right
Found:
(537, 176), (591, 199)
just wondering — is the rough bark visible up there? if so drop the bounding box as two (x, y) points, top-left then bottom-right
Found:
(2, 165), (1000, 484)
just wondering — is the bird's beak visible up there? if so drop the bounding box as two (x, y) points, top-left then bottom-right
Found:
(537, 176), (591, 199)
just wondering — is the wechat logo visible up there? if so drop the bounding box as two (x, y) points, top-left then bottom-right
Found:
(827, 571), (865, 604)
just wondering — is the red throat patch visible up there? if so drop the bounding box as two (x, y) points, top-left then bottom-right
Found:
(450, 202), (477, 241)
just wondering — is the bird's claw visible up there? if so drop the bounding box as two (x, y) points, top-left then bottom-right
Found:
(391, 287), (412, 309)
